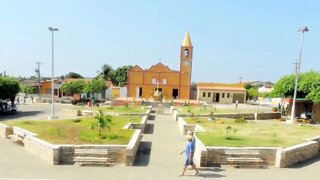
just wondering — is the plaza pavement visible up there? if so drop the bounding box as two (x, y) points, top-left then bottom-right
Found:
(1, 105), (320, 180)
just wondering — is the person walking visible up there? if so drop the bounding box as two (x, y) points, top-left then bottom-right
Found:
(180, 135), (199, 176)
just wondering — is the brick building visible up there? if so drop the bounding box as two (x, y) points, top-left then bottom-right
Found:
(127, 32), (193, 100)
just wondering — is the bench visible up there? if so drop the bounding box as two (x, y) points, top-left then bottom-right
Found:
(224, 149), (264, 168)
(8, 130), (26, 144)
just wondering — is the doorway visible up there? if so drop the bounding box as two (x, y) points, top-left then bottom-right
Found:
(172, 89), (179, 99)
(136, 87), (143, 98)
(213, 93), (220, 102)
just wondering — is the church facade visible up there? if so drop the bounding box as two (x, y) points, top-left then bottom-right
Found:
(127, 32), (193, 100)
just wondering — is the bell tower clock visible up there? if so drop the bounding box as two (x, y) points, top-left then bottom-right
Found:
(179, 32), (193, 99)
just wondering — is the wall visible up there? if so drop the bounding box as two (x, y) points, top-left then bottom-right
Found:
(0, 123), (12, 138)
(256, 112), (281, 120)
(201, 147), (279, 166)
(312, 104), (320, 122)
(171, 108), (281, 121)
(24, 136), (60, 165)
(177, 117), (196, 135)
(2, 121), (145, 166)
(175, 116), (320, 168)
(126, 130), (143, 166)
(275, 141), (318, 168)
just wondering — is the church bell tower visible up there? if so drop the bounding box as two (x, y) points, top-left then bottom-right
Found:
(179, 32), (193, 99)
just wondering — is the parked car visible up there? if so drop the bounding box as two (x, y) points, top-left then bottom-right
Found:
(0, 100), (17, 114)
(59, 96), (73, 103)
(300, 112), (312, 119)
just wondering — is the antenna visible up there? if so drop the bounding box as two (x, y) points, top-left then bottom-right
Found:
(239, 77), (243, 83)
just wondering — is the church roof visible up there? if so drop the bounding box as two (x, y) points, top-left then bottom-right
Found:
(130, 65), (144, 71)
(182, 32), (192, 47)
(146, 62), (177, 72)
(197, 83), (246, 91)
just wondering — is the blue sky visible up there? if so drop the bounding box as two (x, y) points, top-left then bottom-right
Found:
(1, 0), (320, 83)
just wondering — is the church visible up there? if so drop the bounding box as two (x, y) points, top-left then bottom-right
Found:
(127, 32), (193, 100)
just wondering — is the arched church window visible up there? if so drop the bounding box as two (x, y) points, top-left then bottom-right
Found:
(162, 78), (167, 85)
(152, 78), (157, 84)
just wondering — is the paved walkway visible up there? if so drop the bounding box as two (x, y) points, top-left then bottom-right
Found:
(1, 107), (320, 180)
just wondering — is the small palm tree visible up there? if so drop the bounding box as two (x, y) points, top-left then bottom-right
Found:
(91, 110), (112, 138)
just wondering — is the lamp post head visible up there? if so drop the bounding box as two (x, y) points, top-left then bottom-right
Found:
(48, 27), (59, 32)
(297, 27), (309, 33)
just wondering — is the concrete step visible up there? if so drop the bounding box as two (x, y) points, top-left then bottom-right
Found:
(74, 156), (114, 167)
(74, 156), (109, 162)
(75, 149), (108, 157)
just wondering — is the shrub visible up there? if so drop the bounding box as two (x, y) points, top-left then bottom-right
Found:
(235, 117), (247, 124)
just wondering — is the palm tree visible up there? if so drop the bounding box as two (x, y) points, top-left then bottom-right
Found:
(91, 110), (112, 138)
(98, 64), (114, 81)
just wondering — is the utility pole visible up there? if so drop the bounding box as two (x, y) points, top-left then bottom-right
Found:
(288, 27), (309, 124)
(239, 77), (243, 83)
(35, 61), (42, 98)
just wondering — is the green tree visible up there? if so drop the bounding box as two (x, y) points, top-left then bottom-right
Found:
(91, 110), (112, 138)
(110, 65), (131, 87)
(83, 78), (105, 95)
(65, 72), (83, 79)
(61, 80), (85, 96)
(0, 77), (20, 106)
(244, 84), (259, 100)
(272, 71), (320, 103)
(271, 75), (296, 98)
(98, 64), (114, 81)
(20, 84), (37, 94)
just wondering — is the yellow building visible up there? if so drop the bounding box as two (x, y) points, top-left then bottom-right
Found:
(127, 32), (193, 100)
(197, 83), (246, 104)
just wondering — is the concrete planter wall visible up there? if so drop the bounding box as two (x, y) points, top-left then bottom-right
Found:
(275, 141), (318, 168)
(1, 113), (147, 166)
(6, 127), (142, 166)
(170, 106), (281, 120)
(0, 123), (12, 138)
(201, 147), (279, 166)
(126, 129), (143, 166)
(177, 116), (320, 168)
(24, 136), (60, 164)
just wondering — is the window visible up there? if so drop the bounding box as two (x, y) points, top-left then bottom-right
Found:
(208, 92), (211, 97)
(227, 93), (230, 98)
(202, 92), (206, 97)
(162, 78), (167, 85)
(184, 49), (189, 57)
(222, 93), (225, 98)
(152, 78), (157, 84)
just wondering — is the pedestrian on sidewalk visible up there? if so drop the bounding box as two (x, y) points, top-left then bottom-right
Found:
(179, 135), (199, 176)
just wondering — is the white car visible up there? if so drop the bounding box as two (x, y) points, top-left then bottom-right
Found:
(59, 96), (73, 103)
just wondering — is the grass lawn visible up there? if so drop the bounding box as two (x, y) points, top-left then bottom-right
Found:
(4, 115), (142, 145)
(185, 118), (320, 147)
(176, 105), (269, 114)
(74, 104), (148, 114)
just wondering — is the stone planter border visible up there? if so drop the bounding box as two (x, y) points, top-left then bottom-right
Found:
(0, 107), (151, 166)
(174, 110), (320, 168)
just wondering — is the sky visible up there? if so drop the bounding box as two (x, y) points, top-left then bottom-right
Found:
(1, 0), (320, 83)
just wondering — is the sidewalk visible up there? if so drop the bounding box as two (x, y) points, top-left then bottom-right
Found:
(1, 107), (320, 180)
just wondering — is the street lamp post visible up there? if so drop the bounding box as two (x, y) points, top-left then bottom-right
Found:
(48, 27), (59, 120)
(287, 27), (309, 124)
